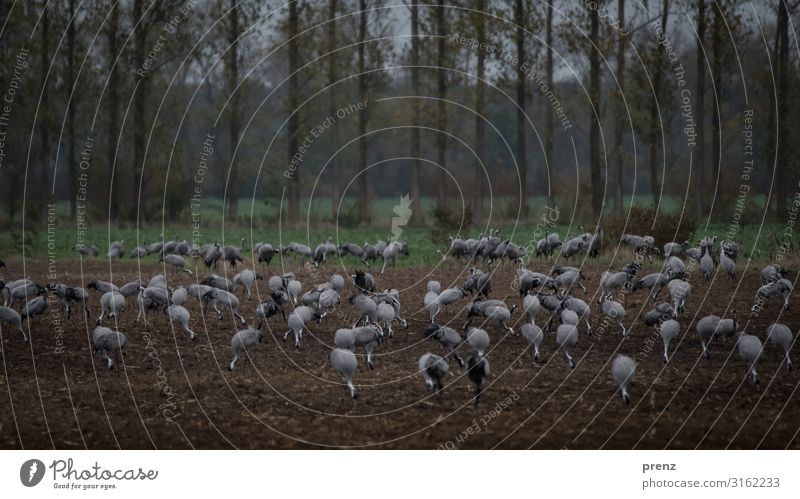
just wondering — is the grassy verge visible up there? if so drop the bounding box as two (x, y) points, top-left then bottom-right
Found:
(0, 221), (795, 268)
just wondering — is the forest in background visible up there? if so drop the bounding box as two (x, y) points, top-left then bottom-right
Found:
(0, 0), (798, 235)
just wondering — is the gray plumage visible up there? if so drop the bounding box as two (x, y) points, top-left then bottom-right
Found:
(233, 269), (259, 301)
(419, 353), (449, 393)
(160, 253), (192, 275)
(349, 293), (377, 326)
(92, 326), (127, 370)
(521, 323), (544, 362)
(466, 327), (490, 356)
(0, 305), (26, 342)
(21, 296), (48, 320)
(424, 324), (464, 367)
(667, 279), (691, 318)
(737, 330), (763, 385)
(554, 269), (587, 296)
(522, 294), (540, 325)
(612, 355), (636, 404)
(760, 265), (786, 285)
(766, 324), (793, 371)
(633, 272), (670, 300)
(696, 315), (721, 359)
(600, 298), (626, 336)
(229, 328), (263, 371)
(97, 291), (126, 325)
(283, 306), (320, 348)
(556, 324), (578, 369)
(467, 353), (490, 405)
(644, 302), (674, 326)
(719, 242), (736, 279)
(752, 278), (793, 312)
(167, 305), (197, 341)
(203, 288), (246, 325)
(330, 348), (358, 399)
(659, 319), (679, 363)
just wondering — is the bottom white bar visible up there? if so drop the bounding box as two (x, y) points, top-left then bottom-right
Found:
(0, 451), (796, 497)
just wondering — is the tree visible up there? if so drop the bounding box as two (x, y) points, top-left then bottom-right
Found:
(357, 0), (369, 223)
(435, 0), (448, 210)
(695, 0), (706, 216)
(647, 0), (670, 206)
(287, 0), (300, 224)
(67, 0), (77, 220)
(544, 0), (555, 210)
(612, 0), (626, 217)
(471, 0), (488, 219)
(328, 0), (341, 219)
(226, 0), (242, 219)
(775, 0), (789, 215)
(106, 1), (120, 221)
(588, 2), (603, 219)
(514, 0), (528, 218)
(39, 0), (50, 227)
(409, 1), (422, 223)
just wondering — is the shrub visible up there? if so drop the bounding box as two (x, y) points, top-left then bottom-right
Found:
(430, 205), (473, 246)
(604, 205), (697, 251)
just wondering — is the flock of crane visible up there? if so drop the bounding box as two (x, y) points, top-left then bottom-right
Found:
(0, 227), (796, 407)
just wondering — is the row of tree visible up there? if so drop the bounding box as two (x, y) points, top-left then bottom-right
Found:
(0, 1), (797, 230)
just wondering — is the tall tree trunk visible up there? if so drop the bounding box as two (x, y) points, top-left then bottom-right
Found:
(357, 0), (369, 224)
(435, 0), (447, 209)
(107, 4), (120, 222)
(68, 0), (77, 220)
(711, 0), (722, 217)
(410, 2), (422, 224)
(39, 1), (49, 227)
(132, 0), (145, 224)
(228, 0), (241, 220)
(328, 0), (341, 219)
(589, 5), (602, 218)
(472, 0), (486, 220)
(776, 0), (788, 215)
(695, 0), (706, 217)
(515, 0), (528, 218)
(545, 0), (555, 209)
(287, 0), (300, 225)
(613, 0), (626, 216)
(649, 0), (669, 205)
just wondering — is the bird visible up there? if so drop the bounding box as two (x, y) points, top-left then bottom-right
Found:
(167, 305), (197, 341)
(719, 241), (736, 280)
(612, 355), (636, 404)
(466, 327), (490, 356)
(766, 324), (793, 371)
(0, 305), (27, 342)
(521, 323), (543, 362)
(160, 253), (192, 275)
(233, 269), (259, 301)
(522, 294), (540, 325)
(467, 352), (490, 405)
(21, 296), (48, 320)
(600, 298), (626, 336)
(92, 326), (127, 370)
(697, 315), (721, 359)
(424, 324), (464, 368)
(418, 353), (449, 394)
(737, 329), (763, 385)
(658, 319), (680, 363)
(229, 328), (263, 371)
(330, 348), (358, 399)
(556, 324), (578, 369)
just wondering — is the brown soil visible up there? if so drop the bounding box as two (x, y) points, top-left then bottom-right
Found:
(1, 258), (798, 449)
